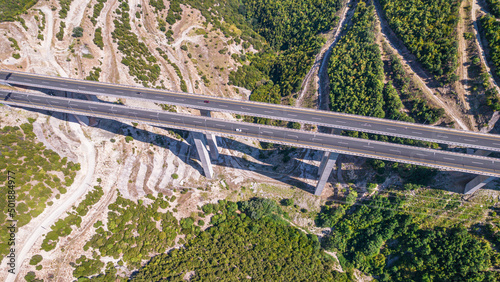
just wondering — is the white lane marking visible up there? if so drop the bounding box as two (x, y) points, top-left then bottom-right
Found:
(437, 135), (448, 138)
(41, 81), (49, 84)
(149, 114), (157, 118)
(363, 145), (374, 148)
(265, 110), (274, 113)
(60, 83), (68, 87)
(387, 128), (397, 131)
(262, 131), (273, 134)
(493, 143), (500, 146)
(30, 98), (41, 101)
(80, 86), (87, 89)
(220, 104), (228, 107)
(193, 121), (203, 124)
(472, 162), (484, 165)
(463, 139), (475, 142)
(338, 142), (349, 145)
(415, 153), (427, 157)
(287, 135), (299, 139)
(171, 118), (181, 121)
(288, 114), (297, 117)
(312, 117), (321, 120)
(175, 98), (185, 101)
(216, 124), (226, 127)
(336, 121), (346, 123)
(412, 131), (422, 135)
(312, 138), (323, 141)
(389, 149), (401, 153)
(443, 157), (455, 161)
(116, 90), (124, 94)
(242, 107), (251, 110)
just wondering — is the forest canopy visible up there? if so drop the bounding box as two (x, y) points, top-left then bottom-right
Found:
(229, 0), (342, 105)
(327, 1), (385, 118)
(379, 0), (460, 82)
(132, 199), (351, 281)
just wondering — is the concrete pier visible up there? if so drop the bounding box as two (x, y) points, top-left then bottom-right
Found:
(315, 152), (339, 196)
(463, 149), (494, 194)
(193, 132), (214, 179)
(200, 110), (219, 160)
(464, 175), (496, 194)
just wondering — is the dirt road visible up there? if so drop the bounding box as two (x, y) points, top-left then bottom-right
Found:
(296, 0), (356, 109)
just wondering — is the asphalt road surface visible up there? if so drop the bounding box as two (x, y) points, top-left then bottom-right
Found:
(2, 70), (500, 152)
(1, 89), (499, 177)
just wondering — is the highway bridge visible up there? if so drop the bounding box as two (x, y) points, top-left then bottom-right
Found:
(1, 89), (499, 195)
(2, 70), (500, 153)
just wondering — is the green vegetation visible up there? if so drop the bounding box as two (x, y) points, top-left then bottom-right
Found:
(321, 192), (499, 280)
(0, 0), (37, 22)
(41, 186), (103, 251)
(58, 0), (74, 19)
(132, 198), (351, 281)
(24, 271), (41, 282)
(113, 0), (160, 86)
(90, 0), (107, 25)
(35, 9), (46, 41)
(165, 0), (181, 25)
(280, 198), (294, 206)
(383, 43), (445, 123)
(29, 254), (43, 265)
(328, 1), (385, 118)
(379, 0), (460, 82)
(72, 255), (105, 279)
(480, 15), (500, 110)
(56, 21), (66, 41)
(229, 0), (342, 107)
(72, 26), (84, 37)
(150, 0), (166, 11)
(12, 53), (21, 59)
(156, 48), (188, 91)
(8, 37), (20, 51)
(93, 27), (104, 49)
(487, 0), (500, 18)
(82, 194), (177, 270)
(0, 123), (79, 257)
(85, 67), (102, 81)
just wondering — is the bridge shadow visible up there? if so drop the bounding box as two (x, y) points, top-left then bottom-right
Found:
(9, 101), (321, 194)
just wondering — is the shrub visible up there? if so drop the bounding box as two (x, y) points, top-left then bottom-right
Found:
(72, 26), (83, 37)
(29, 254), (43, 265)
(280, 198), (294, 206)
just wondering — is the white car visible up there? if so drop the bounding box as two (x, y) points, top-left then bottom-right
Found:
(235, 128), (242, 132)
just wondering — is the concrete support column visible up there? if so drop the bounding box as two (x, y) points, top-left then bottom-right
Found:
(464, 175), (496, 194)
(200, 109), (219, 160)
(318, 151), (330, 177)
(463, 149), (494, 194)
(193, 132), (214, 179)
(315, 152), (339, 196)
